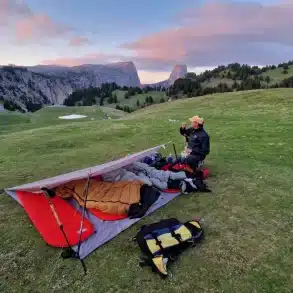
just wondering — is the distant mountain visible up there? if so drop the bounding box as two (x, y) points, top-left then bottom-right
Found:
(26, 65), (70, 75)
(29, 61), (141, 88)
(0, 62), (141, 111)
(169, 65), (188, 84)
(0, 66), (73, 111)
(0, 61), (189, 112)
(143, 65), (188, 88)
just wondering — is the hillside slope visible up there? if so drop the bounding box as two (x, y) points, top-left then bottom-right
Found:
(179, 62), (293, 91)
(0, 105), (125, 134)
(108, 90), (166, 110)
(1, 89), (293, 293)
(261, 64), (293, 82)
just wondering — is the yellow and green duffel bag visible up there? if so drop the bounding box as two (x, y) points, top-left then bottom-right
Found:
(134, 218), (204, 278)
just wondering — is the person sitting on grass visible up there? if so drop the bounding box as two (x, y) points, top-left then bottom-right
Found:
(179, 115), (210, 171)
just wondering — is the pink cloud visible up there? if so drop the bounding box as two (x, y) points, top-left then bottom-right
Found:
(121, 1), (293, 69)
(0, 0), (72, 43)
(69, 36), (89, 46)
(0, 0), (32, 26)
(0, 0), (32, 19)
(15, 14), (71, 42)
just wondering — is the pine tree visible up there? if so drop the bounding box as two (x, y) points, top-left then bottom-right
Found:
(107, 96), (114, 104)
(265, 76), (271, 84)
(100, 97), (104, 106)
(112, 93), (118, 103)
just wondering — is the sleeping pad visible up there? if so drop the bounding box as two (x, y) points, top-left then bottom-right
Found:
(55, 179), (144, 216)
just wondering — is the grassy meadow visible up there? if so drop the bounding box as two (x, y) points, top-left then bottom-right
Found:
(1, 89), (293, 293)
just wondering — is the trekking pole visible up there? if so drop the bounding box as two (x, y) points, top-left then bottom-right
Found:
(41, 187), (86, 273)
(76, 174), (91, 275)
(41, 188), (73, 248)
(173, 143), (178, 161)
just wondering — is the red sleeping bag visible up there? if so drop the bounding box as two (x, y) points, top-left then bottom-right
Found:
(202, 168), (209, 179)
(88, 208), (128, 221)
(17, 191), (95, 247)
(162, 188), (181, 193)
(161, 163), (209, 179)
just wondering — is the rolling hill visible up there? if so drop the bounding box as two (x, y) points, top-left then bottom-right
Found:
(0, 105), (126, 135)
(260, 64), (293, 82)
(108, 90), (166, 110)
(195, 62), (293, 88)
(1, 88), (293, 293)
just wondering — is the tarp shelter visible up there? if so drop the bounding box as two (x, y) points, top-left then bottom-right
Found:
(5, 144), (181, 259)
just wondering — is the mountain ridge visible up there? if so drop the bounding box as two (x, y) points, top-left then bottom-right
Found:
(0, 62), (186, 111)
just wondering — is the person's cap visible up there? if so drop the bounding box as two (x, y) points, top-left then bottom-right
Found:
(189, 115), (204, 124)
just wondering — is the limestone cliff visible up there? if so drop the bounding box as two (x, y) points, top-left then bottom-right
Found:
(0, 61), (141, 110)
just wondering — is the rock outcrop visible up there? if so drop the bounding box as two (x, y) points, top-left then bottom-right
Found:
(29, 61), (141, 88)
(0, 66), (73, 110)
(168, 65), (188, 84)
(0, 62), (185, 111)
(0, 62), (141, 110)
(143, 64), (188, 88)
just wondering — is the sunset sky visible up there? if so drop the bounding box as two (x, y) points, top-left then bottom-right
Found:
(1, 0), (293, 83)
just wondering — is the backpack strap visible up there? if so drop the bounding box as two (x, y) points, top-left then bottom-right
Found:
(150, 231), (164, 252)
(184, 221), (204, 244)
(169, 227), (183, 243)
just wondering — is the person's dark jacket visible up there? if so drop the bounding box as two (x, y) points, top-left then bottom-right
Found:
(180, 126), (210, 158)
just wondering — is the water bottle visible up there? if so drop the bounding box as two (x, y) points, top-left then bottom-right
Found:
(167, 153), (173, 163)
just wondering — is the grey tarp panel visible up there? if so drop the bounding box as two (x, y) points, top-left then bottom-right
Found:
(4, 144), (183, 259)
(6, 144), (165, 192)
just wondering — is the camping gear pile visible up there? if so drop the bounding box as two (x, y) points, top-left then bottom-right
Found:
(4, 144), (211, 278)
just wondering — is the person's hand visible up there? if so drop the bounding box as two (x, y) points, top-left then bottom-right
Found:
(181, 123), (186, 128)
(186, 148), (192, 155)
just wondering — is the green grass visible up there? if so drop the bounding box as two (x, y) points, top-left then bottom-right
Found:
(31, 105), (126, 124)
(0, 106), (125, 135)
(1, 88), (293, 292)
(109, 90), (166, 109)
(262, 65), (293, 82)
(203, 77), (236, 88)
(0, 111), (31, 126)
